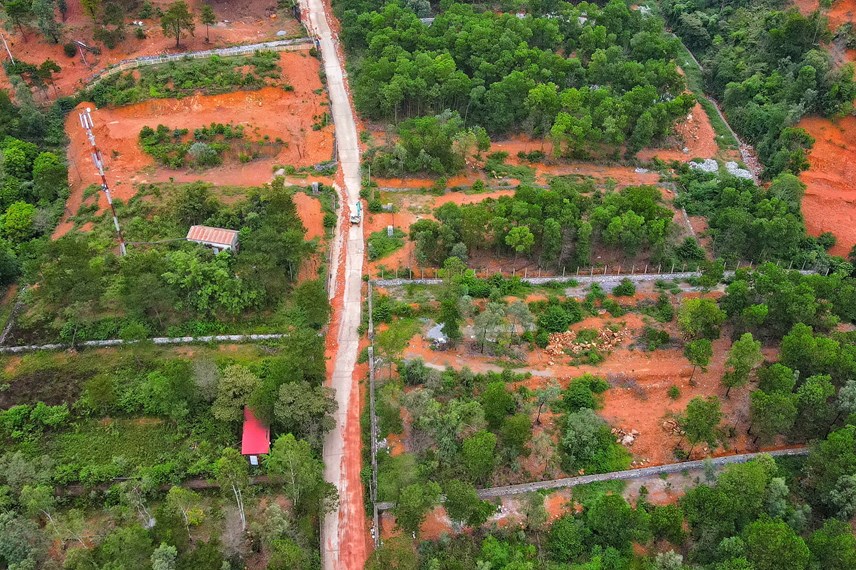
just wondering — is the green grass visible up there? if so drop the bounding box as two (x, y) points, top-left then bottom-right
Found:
(570, 480), (627, 508)
(47, 419), (184, 470)
(672, 39), (740, 151)
(367, 228), (406, 261)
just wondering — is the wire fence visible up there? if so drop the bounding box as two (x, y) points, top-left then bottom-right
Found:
(372, 258), (825, 284)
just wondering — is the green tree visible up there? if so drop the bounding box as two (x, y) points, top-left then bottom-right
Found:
(680, 396), (722, 456)
(291, 279), (330, 329)
(4, 0), (34, 39)
(266, 433), (334, 515)
(480, 381), (515, 429)
(164, 486), (204, 535)
(200, 3), (215, 42)
(211, 364), (259, 423)
(534, 380), (560, 424)
(722, 333), (762, 398)
(500, 413), (532, 454)
(744, 517), (810, 570)
(678, 298), (726, 340)
(392, 481), (440, 536)
(807, 519), (856, 570)
(160, 0), (195, 47)
(214, 447), (249, 530)
(31, 0), (61, 42)
(795, 374), (835, 438)
(2, 201), (36, 243)
(547, 515), (590, 562)
(473, 302), (507, 353)
(273, 380), (336, 447)
(443, 479), (494, 527)
(505, 225), (535, 257)
(748, 389), (797, 445)
(684, 339), (712, 385)
(462, 430), (497, 483)
(151, 543), (177, 570)
(586, 493), (638, 551)
(31, 151), (66, 203)
(366, 537), (418, 570)
(438, 256), (465, 344)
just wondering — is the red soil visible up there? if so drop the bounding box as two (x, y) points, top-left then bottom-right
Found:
(57, 51), (332, 237)
(0, 0), (302, 100)
(636, 102), (719, 163)
(798, 115), (856, 256)
(294, 192), (324, 240)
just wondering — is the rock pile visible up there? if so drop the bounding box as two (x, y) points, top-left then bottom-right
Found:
(544, 327), (627, 358)
(661, 419), (685, 436)
(612, 427), (640, 447)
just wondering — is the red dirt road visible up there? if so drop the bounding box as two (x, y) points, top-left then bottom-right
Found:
(798, 115), (856, 256)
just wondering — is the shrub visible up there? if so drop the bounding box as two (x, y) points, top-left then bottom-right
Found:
(613, 278), (636, 297)
(667, 385), (681, 400)
(64, 42), (78, 57)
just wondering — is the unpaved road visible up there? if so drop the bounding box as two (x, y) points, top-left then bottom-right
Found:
(299, 0), (368, 568)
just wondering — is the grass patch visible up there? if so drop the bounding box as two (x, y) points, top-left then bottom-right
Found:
(47, 418), (183, 471)
(570, 479), (627, 508)
(367, 228), (406, 261)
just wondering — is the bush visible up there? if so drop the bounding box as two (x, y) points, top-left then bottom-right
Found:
(64, 42), (78, 57)
(561, 374), (609, 412)
(613, 278), (636, 297)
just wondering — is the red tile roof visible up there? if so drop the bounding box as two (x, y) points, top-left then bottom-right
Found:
(241, 407), (270, 455)
(186, 225), (239, 247)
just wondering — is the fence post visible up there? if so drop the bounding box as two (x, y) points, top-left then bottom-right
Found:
(617, 265), (621, 275)
(524, 268), (527, 278)
(658, 264), (662, 274)
(631, 264), (635, 274)
(590, 267), (594, 277)
(802, 261), (806, 270)
(603, 266), (607, 276)
(671, 262), (675, 273)
(563, 267), (566, 277)
(644, 264), (648, 273)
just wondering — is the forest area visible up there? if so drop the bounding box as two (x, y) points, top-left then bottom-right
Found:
(661, 0), (855, 178)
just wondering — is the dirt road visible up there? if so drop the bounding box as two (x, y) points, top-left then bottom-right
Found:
(299, 0), (369, 568)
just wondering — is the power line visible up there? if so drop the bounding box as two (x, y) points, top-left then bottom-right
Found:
(78, 107), (127, 256)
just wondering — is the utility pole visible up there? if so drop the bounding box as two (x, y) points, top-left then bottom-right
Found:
(0, 32), (14, 65)
(79, 108), (127, 256)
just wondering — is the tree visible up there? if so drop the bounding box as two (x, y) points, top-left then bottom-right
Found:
(828, 474), (856, 520)
(807, 519), (856, 570)
(443, 479), (494, 528)
(795, 374), (835, 437)
(2, 201), (37, 243)
(266, 433), (334, 515)
(684, 339), (712, 385)
(392, 481), (440, 536)
(586, 493), (637, 551)
(678, 298), (726, 340)
(164, 486), (204, 534)
(32, 151), (66, 203)
(680, 396), (722, 456)
(200, 3), (215, 42)
(366, 537), (418, 570)
(547, 515), (590, 562)
(160, 0), (195, 48)
(31, 0), (61, 43)
(273, 380), (336, 447)
(214, 448), (249, 531)
(505, 225), (535, 257)
(534, 380), (560, 424)
(80, 0), (100, 20)
(744, 517), (810, 570)
(151, 543), (178, 570)
(722, 333), (762, 398)
(211, 365), (259, 422)
(473, 302), (507, 353)
(748, 389), (797, 445)
(438, 256), (465, 344)
(461, 430), (497, 483)
(830, 379), (856, 432)
(480, 381), (515, 429)
(4, 0), (34, 39)
(291, 279), (330, 329)
(500, 413), (532, 453)
(20, 484), (56, 526)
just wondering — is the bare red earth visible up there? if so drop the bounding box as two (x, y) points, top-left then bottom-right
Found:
(798, 115), (856, 256)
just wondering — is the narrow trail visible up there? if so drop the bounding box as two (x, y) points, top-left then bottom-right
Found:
(298, 0), (369, 568)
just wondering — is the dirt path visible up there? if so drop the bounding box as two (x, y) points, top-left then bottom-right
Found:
(299, 0), (369, 568)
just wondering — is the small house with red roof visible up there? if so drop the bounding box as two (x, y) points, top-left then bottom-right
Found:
(241, 406), (270, 466)
(186, 225), (240, 254)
